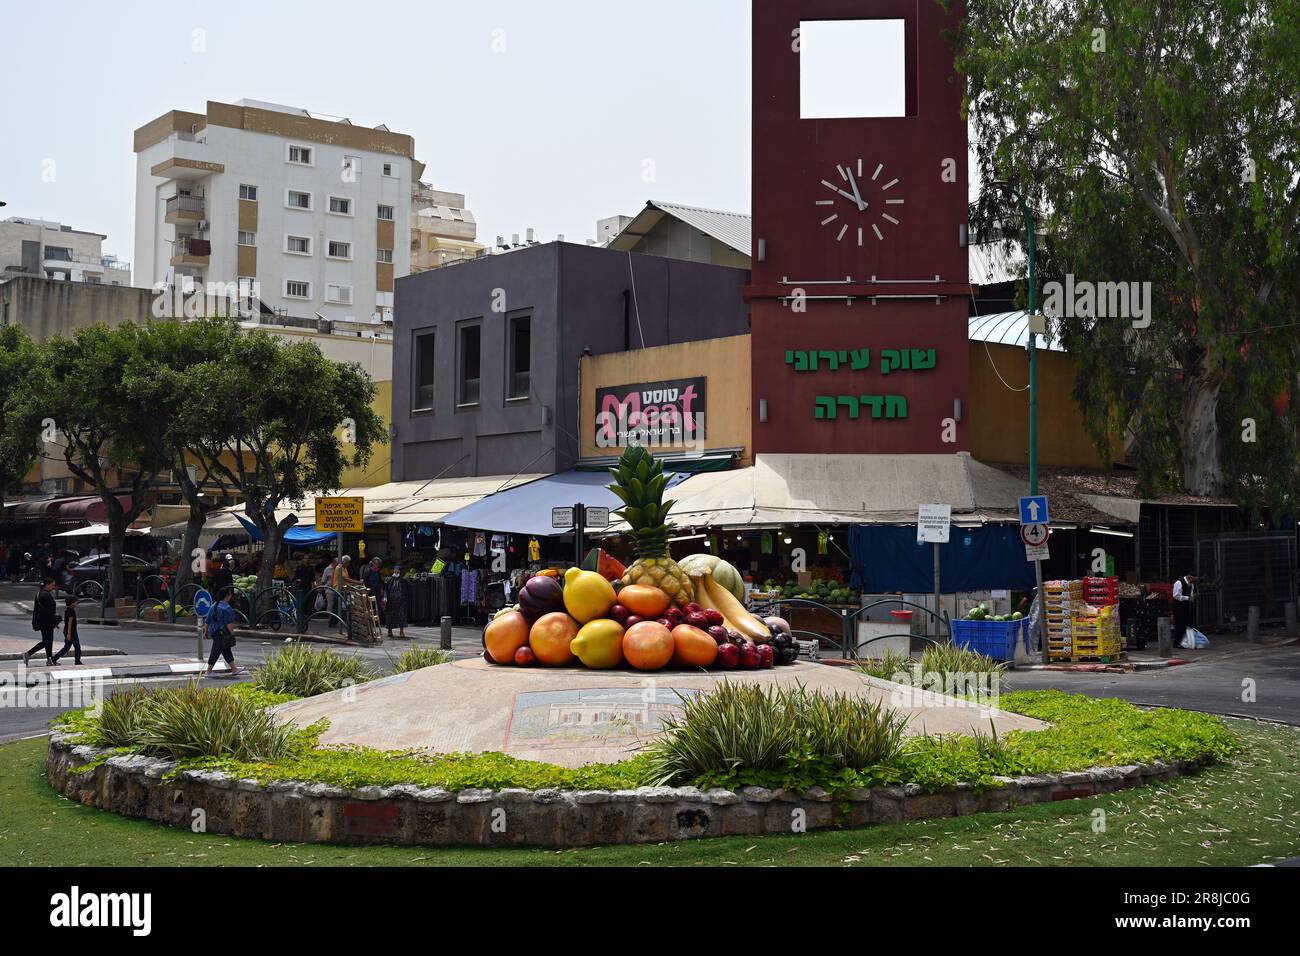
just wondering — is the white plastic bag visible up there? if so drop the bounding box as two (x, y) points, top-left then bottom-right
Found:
(1181, 627), (1209, 649)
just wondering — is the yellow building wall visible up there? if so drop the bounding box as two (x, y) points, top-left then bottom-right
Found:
(969, 342), (1110, 468)
(340, 378), (392, 487)
(580, 335), (752, 465)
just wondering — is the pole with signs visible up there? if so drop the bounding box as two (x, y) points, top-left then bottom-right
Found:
(1019, 496), (1052, 664)
(917, 504), (952, 641)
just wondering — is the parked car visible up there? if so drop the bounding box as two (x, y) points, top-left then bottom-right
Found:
(67, 554), (157, 600)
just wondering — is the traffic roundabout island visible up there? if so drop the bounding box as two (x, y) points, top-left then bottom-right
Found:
(44, 659), (1220, 848)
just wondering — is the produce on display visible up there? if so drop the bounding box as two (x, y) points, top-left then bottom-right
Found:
(609, 446), (694, 607)
(693, 571), (773, 643)
(529, 612), (580, 666)
(561, 566), (617, 624)
(514, 646), (536, 667)
(677, 554), (747, 604)
(622, 620), (676, 671)
(670, 624), (719, 668)
(616, 584), (671, 620)
(581, 547), (626, 583)
(484, 610), (531, 664)
(570, 618), (626, 669)
(518, 574), (566, 621)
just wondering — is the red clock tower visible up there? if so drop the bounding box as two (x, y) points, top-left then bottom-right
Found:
(749, 0), (970, 455)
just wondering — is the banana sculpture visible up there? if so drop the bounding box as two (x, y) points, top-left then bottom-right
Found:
(691, 571), (773, 644)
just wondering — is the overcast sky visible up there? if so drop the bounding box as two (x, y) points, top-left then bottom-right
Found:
(0, 0), (752, 263)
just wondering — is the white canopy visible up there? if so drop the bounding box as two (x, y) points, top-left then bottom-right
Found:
(52, 523), (149, 538)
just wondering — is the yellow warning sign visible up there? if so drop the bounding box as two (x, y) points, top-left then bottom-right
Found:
(315, 497), (364, 533)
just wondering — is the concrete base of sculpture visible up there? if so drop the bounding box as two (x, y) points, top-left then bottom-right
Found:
(271, 659), (1044, 768)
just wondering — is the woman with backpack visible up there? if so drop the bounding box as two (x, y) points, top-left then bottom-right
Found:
(203, 586), (241, 677)
(22, 578), (62, 667)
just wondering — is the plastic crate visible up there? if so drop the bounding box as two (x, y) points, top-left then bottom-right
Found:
(951, 618), (1028, 662)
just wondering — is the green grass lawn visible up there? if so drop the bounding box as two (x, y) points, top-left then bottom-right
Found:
(3, 719), (1297, 867)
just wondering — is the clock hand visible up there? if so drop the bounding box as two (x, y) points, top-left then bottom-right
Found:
(823, 180), (864, 207)
(846, 169), (867, 211)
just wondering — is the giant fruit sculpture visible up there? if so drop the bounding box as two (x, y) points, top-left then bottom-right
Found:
(608, 446), (694, 608)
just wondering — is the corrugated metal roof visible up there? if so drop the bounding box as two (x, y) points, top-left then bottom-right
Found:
(968, 311), (1066, 352)
(610, 200), (752, 257)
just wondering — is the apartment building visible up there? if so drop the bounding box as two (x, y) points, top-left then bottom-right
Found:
(133, 99), (424, 322)
(0, 217), (132, 286)
(410, 184), (484, 271)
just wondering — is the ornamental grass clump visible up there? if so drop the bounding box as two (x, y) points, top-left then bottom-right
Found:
(391, 645), (453, 673)
(645, 682), (909, 787)
(138, 682), (297, 761)
(87, 686), (157, 749)
(251, 644), (378, 698)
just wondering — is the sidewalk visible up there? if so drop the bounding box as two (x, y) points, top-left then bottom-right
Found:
(0, 636), (124, 662)
(1019, 629), (1297, 674)
(1, 653), (232, 680)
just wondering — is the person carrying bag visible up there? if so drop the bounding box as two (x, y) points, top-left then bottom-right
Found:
(203, 586), (241, 677)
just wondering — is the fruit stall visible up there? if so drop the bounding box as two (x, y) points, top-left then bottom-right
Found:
(482, 447), (798, 672)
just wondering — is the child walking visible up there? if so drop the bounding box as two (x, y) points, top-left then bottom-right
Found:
(52, 595), (83, 665)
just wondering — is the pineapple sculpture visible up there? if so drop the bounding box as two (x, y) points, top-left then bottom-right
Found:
(608, 446), (694, 607)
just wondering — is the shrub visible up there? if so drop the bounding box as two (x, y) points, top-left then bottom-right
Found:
(87, 686), (157, 749)
(251, 644), (378, 698)
(644, 682), (909, 787)
(390, 645), (453, 673)
(138, 682), (298, 761)
(858, 644), (1006, 682)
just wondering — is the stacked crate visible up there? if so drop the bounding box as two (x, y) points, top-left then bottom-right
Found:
(1082, 576), (1120, 607)
(1070, 602), (1123, 660)
(1043, 579), (1081, 661)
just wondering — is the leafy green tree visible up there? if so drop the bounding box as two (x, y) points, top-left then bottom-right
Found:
(955, 0), (1300, 510)
(0, 324), (42, 505)
(183, 330), (385, 596)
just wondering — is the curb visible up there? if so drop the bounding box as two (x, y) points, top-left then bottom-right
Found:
(9, 660), (233, 681)
(79, 616), (366, 648)
(0, 648), (125, 662)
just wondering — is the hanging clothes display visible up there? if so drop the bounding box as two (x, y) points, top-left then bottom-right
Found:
(528, 538), (541, 562)
(761, 532), (774, 555)
(473, 532), (488, 557)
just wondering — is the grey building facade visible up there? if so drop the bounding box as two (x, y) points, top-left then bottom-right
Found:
(391, 241), (750, 480)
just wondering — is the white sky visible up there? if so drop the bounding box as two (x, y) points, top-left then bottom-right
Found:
(0, 0), (752, 263)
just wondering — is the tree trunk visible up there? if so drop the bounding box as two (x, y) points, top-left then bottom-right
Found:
(257, 520), (289, 601)
(174, 502), (207, 594)
(106, 521), (127, 605)
(1180, 370), (1226, 497)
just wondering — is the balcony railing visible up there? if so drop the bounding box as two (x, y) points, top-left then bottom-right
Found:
(165, 194), (205, 217)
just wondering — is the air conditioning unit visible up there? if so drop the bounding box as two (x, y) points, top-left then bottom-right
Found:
(198, 220), (210, 232)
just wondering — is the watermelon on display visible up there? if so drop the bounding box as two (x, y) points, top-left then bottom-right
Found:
(677, 554), (747, 604)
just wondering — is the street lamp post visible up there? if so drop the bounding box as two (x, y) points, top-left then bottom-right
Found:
(992, 181), (1046, 662)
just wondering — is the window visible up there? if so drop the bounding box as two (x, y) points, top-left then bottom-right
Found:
(507, 314), (531, 399)
(413, 333), (435, 411)
(45, 246), (73, 261)
(799, 19), (907, 118)
(342, 155), (360, 177)
(239, 184), (259, 201)
(285, 279), (311, 299)
(377, 247), (393, 263)
(458, 324), (481, 405)
(325, 283), (353, 305)
(287, 190), (312, 210)
(377, 204), (394, 221)
(329, 196), (353, 215)
(288, 144), (313, 165)
(238, 230), (256, 246)
(382, 162), (394, 177)
(286, 235), (311, 255)
(327, 240), (352, 259)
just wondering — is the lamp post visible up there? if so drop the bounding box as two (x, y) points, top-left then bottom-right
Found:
(992, 180), (1047, 663)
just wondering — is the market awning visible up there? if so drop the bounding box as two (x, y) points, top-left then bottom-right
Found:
(233, 514), (338, 546)
(574, 449), (740, 474)
(654, 453), (1027, 529)
(7, 495), (90, 520)
(55, 495), (133, 523)
(51, 523), (149, 538)
(440, 470), (667, 537)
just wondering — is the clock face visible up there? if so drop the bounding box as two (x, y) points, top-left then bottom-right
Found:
(815, 159), (905, 245)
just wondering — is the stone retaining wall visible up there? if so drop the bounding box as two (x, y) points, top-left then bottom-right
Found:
(45, 731), (1205, 847)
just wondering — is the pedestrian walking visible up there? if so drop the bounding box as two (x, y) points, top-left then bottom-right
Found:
(209, 554), (234, 594)
(22, 578), (62, 667)
(1172, 573), (1198, 647)
(52, 595), (83, 665)
(203, 586), (241, 677)
(363, 557), (384, 623)
(384, 564), (411, 639)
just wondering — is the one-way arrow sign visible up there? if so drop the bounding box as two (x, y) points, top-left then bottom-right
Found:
(1019, 495), (1050, 526)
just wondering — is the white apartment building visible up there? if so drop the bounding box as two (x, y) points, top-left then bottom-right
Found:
(0, 217), (131, 286)
(133, 99), (423, 322)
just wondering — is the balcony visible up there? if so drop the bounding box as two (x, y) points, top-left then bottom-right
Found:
(170, 236), (211, 270)
(150, 133), (225, 181)
(165, 194), (205, 224)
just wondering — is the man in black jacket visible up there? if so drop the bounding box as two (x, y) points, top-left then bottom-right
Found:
(23, 578), (61, 666)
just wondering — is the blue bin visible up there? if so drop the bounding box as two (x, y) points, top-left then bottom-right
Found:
(950, 618), (1027, 663)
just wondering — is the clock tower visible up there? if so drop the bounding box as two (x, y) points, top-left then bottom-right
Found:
(749, 0), (970, 455)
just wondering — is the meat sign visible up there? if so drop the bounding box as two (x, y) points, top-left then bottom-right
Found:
(595, 377), (707, 450)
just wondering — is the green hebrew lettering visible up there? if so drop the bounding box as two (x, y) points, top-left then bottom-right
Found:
(880, 350), (902, 375)
(909, 349), (936, 371)
(837, 395), (860, 419)
(818, 350), (841, 371)
(850, 349), (870, 370)
(814, 396), (837, 420)
(861, 395), (884, 418)
(885, 395), (908, 418)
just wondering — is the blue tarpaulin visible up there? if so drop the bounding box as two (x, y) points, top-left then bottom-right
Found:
(233, 514), (339, 546)
(848, 524), (1036, 593)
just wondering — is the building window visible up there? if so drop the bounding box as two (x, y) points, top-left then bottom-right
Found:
(325, 283), (353, 304)
(507, 314), (531, 399)
(285, 279), (311, 299)
(327, 240), (352, 260)
(377, 248), (393, 263)
(239, 184), (259, 201)
(45, 246), (73, 262)
(286, 235), (311, 255)
(288, 144), (313, 165)
(329, 196), (353, 215)
(458, 324), (481, 406)
(382, 162), (395, 177)
(287, 190), (312, 210)
(413, 332), (435, 411)
(238, 231), (256, 246)
(377, 204), (394, 221)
